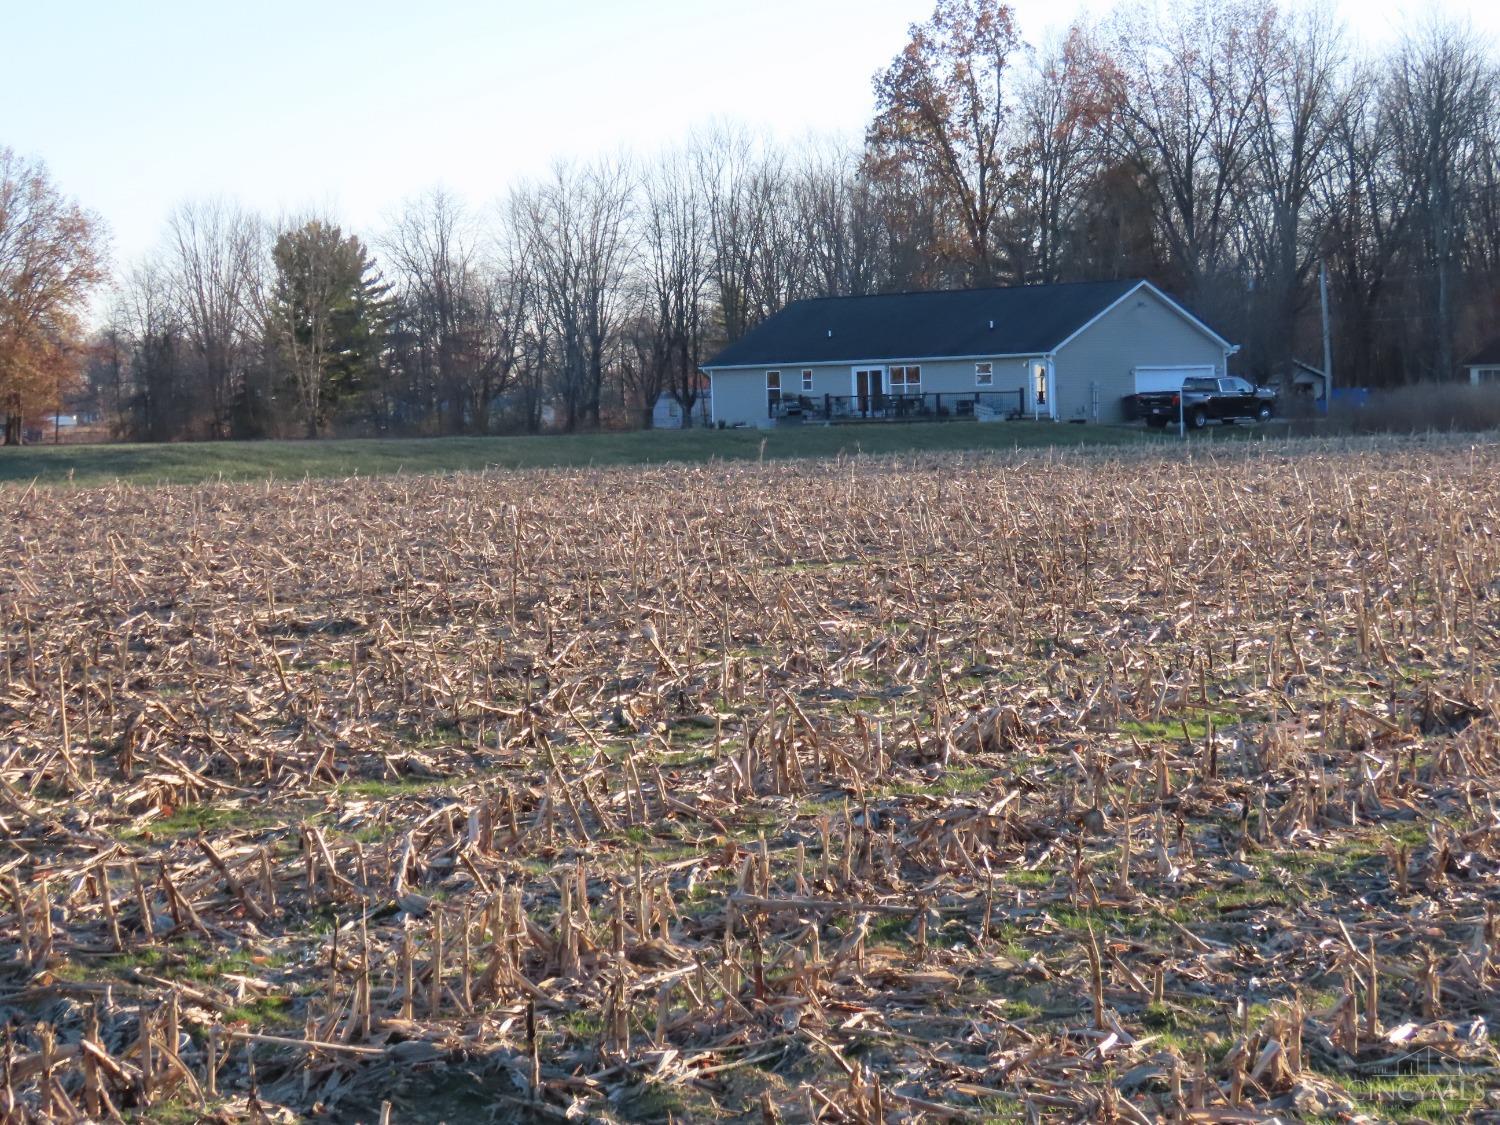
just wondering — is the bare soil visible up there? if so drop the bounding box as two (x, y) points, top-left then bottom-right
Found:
(2, 437), (1498, 1122)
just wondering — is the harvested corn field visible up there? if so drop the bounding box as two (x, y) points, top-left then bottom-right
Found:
(3, 436), (1500, 1123)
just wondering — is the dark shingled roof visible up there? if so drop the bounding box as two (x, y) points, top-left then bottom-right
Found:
(1466, 338), (1500, 366)
(705, 279), (1171, 369)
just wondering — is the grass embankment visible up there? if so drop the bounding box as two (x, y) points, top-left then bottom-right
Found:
(0, 421), (1154, 486)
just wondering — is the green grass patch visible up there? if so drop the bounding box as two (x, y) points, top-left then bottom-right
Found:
(883, 766), (994, 798)
(869, 914), (914, 945)
(339, 775), (449, 799)
(619, 825), (653, 847)
(1200, 882), (1295, 911)
(129, 1097), (222, 1125)
(0, 423), (1151, 488)
(560, 1008), (604, 1041)
(224, 994), (294, 1027)
(1116, 713), (1213, 741)
(1045, 903), (1187, 938)
(99, 948), (171, 975)
(144, 804), (283, 837)
(1140, 1002), (1192, 1033)
(1002, 868), (1055, 889)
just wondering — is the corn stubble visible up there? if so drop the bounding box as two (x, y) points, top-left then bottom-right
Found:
(2, 437), (1499, 1122)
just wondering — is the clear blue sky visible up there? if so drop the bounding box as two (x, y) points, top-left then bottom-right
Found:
(3, 0), (1491, 274)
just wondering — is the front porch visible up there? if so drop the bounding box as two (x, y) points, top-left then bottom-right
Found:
(771, 389), (1041, 425)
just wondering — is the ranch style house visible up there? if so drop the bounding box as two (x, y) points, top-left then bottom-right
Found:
(701, 279), (1237, 427)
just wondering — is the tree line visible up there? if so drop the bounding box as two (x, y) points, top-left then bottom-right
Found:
(3, 0), (1499, 442)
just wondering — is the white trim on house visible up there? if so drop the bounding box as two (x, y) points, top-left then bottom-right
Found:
(849, 365), (887, 395)
(889, 363), (921, 393)
(1050, 280), (1234, 355)
(704, 350), (1044, 373)
(1469, 365), (1500, 384)
(1028, 358), (1057, 419)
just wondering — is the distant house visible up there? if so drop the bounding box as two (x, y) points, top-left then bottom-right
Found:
(700, 279), (1237, 427)
(1284, 359), (1330, 404)
(650, 383), (712, 429)
(23, 413), (81, 444)
(1464, 339), (1500, 384)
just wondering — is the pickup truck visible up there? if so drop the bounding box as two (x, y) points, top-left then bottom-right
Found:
(1136, 376), (1277, 429)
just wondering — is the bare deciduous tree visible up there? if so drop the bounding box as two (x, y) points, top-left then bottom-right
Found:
(381, 189), (478, 432)
(792, 139), (884, 298)
(110, 258), (192, 441)
(694, 126), (806, 344)
(511, 159), (635, 430)
(637, 148), (711, 426)
(164, 200), (264, 438)
(1385, 21), (1498, 379)
(1234, 7), (1346, 376)
(1004, 29), (1114, 283)
(1097, 0), (1265, 311)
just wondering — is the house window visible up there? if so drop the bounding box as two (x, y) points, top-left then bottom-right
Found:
(889, 365), (921, 395)
(766, 371), (781, 416)
(975, 362), (994, 387)
(801, 369), (814, 392)
(1475, 367), (1500, 384)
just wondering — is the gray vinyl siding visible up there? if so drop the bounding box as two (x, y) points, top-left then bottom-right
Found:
(709, 370), (773, 427)
(709, 285), (1227, 426)
(1053, 289), (1226, 423)
(709, 358), (1037, 426)
(884, 358), (1034, 400)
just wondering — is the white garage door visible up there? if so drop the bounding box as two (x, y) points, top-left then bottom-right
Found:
(1134, 366), (1216, 394)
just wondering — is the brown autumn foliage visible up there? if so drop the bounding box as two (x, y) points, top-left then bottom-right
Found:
(0, 148), (107, 442)
(868, 0), (1023, 285)
(2, 435), (1499, 1120)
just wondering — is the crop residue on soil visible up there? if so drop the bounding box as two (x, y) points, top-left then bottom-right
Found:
(2, 438), (1499, 1121)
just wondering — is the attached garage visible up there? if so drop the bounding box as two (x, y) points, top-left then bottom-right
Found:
(1132, 366), (1218, 395)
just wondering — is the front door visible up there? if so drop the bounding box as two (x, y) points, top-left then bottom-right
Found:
(853, 368), (884, 416)
(1031, 360), (1053, 418)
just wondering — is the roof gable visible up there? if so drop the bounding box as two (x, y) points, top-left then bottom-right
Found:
(703, 279), (1226, 369)
(1465, 338), (1500, 367)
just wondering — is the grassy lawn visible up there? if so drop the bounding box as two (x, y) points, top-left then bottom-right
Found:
(0, 421), (1159, 486)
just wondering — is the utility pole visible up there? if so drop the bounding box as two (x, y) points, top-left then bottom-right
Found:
(1319, 260), (1334, 408)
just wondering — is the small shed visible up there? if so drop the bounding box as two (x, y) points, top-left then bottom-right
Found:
(1285, 359), (1329, 403)
(1464, 339), (1500, 384)
(650, 389), (712, 429)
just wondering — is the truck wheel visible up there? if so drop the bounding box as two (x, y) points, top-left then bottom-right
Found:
(1257, 404), (1273, 422)
(1191, 408), (1208, 429)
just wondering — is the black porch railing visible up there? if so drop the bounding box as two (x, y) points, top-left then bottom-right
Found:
(772, 389), (1029, 423)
